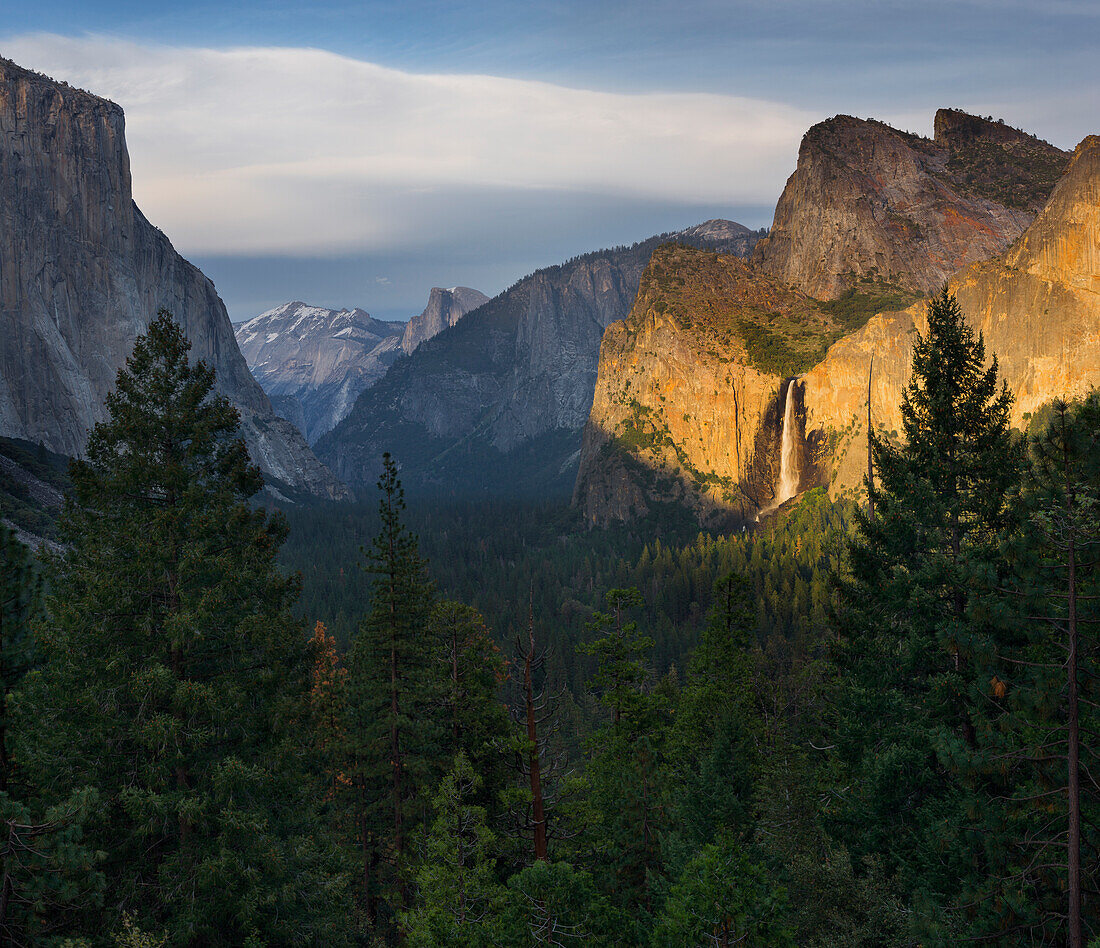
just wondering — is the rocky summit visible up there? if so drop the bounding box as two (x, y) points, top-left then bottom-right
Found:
(236, 302), (406, 445)
(401, 286), (490, 356)
(576, 113), (1095, 526)
(315, 222), (765, 496)
(752, 110), (1069, 299)
(803, 133), (1100, 495)
(0, 58), (346, 499)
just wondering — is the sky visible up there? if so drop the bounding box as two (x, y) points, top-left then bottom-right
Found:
(2, 1), (1098, 322)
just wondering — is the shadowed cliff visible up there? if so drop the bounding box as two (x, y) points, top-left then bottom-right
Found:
(0, 57), (346, 498)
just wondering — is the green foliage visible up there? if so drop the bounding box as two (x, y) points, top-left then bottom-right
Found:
(833, 288), (1025, 941)
(818, 280), (923, 335)
(495, 861), (616, 947)
(14, 312), (354, 943)
(734, 315), (827, 378)
(964, 394), (1100, 943)
(404, 754), (502, 948)
(344, 452), (442, 933)
(0, 437), (69, 540)
(943, 139), (1069, 210)
(651, 843), (793, 947)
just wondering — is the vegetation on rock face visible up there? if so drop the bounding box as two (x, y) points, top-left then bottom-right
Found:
(0, 437), (69, 540)
(942, 139), (1071, 211)
(818, 277), (924, 334)
(635, 245), (841, 377)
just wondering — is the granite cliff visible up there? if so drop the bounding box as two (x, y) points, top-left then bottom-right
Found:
(0, 57), (346, 498)
(802, 132), (1100, 495)
(401, 286), (489, 355)
(573, 245), (841, 526)
(577, 115), (1092, 526)
(316, 222), (764, 495)
(752, 110), (1069, 298)
(236, 303), (406, 444)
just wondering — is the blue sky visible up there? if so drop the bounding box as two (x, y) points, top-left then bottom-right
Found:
(3, 1), (1097, 321)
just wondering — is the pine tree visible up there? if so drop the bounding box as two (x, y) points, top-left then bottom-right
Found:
(651, 844), (793, 948)
(968, 395), (1100, 944)
(0, 525), (103, 942)
(403, 753), (503, 948)
(833, 288), (1023, 939)
(344, 453), (441, 933)
(0, 525), (37, 795)
(577, 588), (670, 933)
(14, 312), (353, 944)
(310, 621), (349, 804)
(665, 573), (757, 858)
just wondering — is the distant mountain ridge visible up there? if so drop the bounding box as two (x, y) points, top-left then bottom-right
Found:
(235, 302), (405, 444)
(315, 221), (765, 495)
(401, 287), (490, 355)
(0, 57), (346, 499)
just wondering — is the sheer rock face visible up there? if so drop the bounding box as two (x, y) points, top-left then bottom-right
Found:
(0, 58), (346, 498)
(236, 303), (406, 444)
(401, 287), (489, 355)
(573, 246), (836, 527)
(575, 131), (1097, 524)
(802, 134), (1100, 495)
(752, 111), (1068, 299)
(316, 222), (763, 495)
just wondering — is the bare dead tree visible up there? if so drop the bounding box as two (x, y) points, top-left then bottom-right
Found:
(508, 604), (577, 861)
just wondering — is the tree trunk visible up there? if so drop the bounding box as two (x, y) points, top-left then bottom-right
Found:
(1063, 410), (1083, 948)
(524, 619), (548, 861)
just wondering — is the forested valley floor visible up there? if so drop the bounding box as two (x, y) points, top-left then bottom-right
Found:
(1, 294), (1097, 945)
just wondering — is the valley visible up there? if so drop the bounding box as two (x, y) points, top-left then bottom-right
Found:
(0, 36), (1097, 948)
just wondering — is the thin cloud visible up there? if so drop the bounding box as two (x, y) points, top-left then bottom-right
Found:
(1, 34), (816, 256)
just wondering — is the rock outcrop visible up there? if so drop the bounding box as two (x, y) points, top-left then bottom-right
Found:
(573, 245), (840, 526)
(752, 110), (1069, 299)
(235, 303), (405, 444)
(316, 222), (764, 495)
(802, 133), (1100, 494)
(401, 287), (489, 355)
(576, 126), (1097, 527)
(0, 58), (346, 498)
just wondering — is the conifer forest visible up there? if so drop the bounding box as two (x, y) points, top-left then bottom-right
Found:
(0, 290), (1097, 946)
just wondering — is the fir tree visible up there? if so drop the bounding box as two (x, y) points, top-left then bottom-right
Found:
(344, 453), (441, 933)
(0, 525), (103, 942)
(969, 395), (1100, 944)
(14, 312), (353, 944)
(651, 843), (793, 947)
(578, 588), (670, 933)
(403, 753), (502, 948)
(833, 288), (1023, 939)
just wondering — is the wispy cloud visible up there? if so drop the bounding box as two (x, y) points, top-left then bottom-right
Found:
(1, 34), (817, 256)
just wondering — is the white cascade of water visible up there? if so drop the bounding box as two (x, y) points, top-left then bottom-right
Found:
(774, 379), (800, 506)
(758, 379), (801, 519)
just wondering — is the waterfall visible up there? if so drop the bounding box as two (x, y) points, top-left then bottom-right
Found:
(758, 379), (801, 518)
(774, 379), (800, 507)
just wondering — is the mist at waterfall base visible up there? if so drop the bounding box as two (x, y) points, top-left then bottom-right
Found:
(758, 378), (802, 520)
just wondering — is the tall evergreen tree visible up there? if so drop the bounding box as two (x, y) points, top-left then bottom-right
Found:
(968, 395), (1100, 944)
(577, 588), (670, 934)
(403, 753), (503, 948)
(832, 288), (1023, 940)
(344, 453), (441, 933)
(14, 312), (353, 945)
(0, 525), (37, 795)
(0, 525), (103, 943)
(664, 573), (757, 860)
